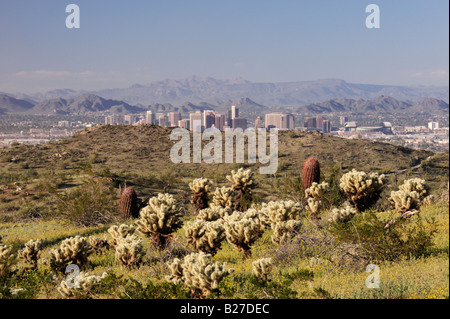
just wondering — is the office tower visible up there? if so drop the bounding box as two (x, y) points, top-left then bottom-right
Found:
(340, 116), (349, 126)
(304, 117), (317, 128)
(203, 110), (216, 129)
(255, 116), (264, 129)
(178, 119), (190, 130)
(214, 113), (226, 131)
(146, 110), (155, 124)
(231, 105), (239, 119)
(159, 115), (169, 127)
(190, 111), (203, 131)
(316, 116), (325, 129)
(322, 120), (331, 133)
(428, 122), (439, 130)
(169, 112), (181, 127)
(232, 118), (247, 130)
(124, 115), (136, 125)
(226, 110), (232, 127)
(265, 113), (295, 129)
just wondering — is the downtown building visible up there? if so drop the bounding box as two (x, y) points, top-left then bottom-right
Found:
(265, 113), (295, 130)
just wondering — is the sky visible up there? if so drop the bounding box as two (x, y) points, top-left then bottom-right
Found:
(0, 0), (448, 94)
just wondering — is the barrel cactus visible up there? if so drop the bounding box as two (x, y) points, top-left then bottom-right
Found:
(119, 187), (139, 219)
(302, 157), (321, 191)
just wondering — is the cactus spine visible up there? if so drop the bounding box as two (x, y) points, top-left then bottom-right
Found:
(302, 157), (321, 191)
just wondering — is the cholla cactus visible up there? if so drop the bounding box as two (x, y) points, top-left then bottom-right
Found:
(212, 186), (236, 209)
(252, 258), (273, 281)
(339, 169), (386, 212)
(108, 224), (136, 247)
(184, 219), (226, 255)
(260, 200), (302, 244)
(226, 168), (257, 211)
(0, 244), (15, 276)
(223, 209), (263, 257)
(329, 203), (357, 223)
(197, 205), (231, 221)
(304, 182), (329, 219)
(49, 236), (93, 272)
(135, 193), (184, 249)
(189, 178), (212, 214)
(88, 236), (110, 255)
(399, 178), (430, 199)
(166, 252), (234, 297)
(58, 271), (108, 299)
(389, 190), (421, 214)
(18, 239), (42, 270)
(114, 234), (146, 270)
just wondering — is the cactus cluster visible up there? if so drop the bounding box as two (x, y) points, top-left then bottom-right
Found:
(329, 203), (357, 223)
(0, 244), (15, 276)
(304, 182), (329, 219)
(184, 219), (226, 255)
(18, 239), (42, 269)
(135, 193), (184, 249)
(223, 209), (263, 257)
(58, 271), (108, 299)
(166, 252), (234, 297)
(260, 200), (302, 244)
(49, 236), (93, 272)
(189, 178), (212, 214)
(389, 178), (431, 214)
(114, 234), (146, 270)
(88, 236), (110, 255)
(339, 169), (386, 212)
(302, 157), (321, 191)
(226, 168), (257, 211)
(212, 186), (236, 209)
(197, 205), (231, 222)
(108, 224), (136, 247)
(119, 187), (139, 219)
(252, 257), (273, 281)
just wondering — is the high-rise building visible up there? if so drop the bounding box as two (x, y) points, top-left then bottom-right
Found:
(124, 115), (136, 125)
(169, 112), (181, 127)
(304, 117), (317, 128)
(316, 116), (325, 129)
(146, 110), (155, 124)
(214, 113), (226, 131)
(232, 118), (247, 130)
(231, 105), (239, 119)
(226, 110), (232, 127)
(322, 120), (331, 133)
(178, 119), (190, 130)
(190, 111), (203, 132)
(159, 115), (169, 127)
(203, 110), (216, 129)
(265, 113), (295, 130)
(340, 116), (349, 126)
(428, 122), (439, 130)
(255, 116), (264, 129)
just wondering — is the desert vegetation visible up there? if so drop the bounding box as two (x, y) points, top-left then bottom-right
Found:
(0, 125), (448, 299)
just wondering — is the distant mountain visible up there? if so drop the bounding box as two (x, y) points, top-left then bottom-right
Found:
(0, 94), (35, 114)
(296, 96), (449, 115)
(28, 94), (145, 115)
(13, 76), (449, 107)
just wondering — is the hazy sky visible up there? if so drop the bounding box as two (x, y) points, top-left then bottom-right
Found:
(0, 0), (448, 94)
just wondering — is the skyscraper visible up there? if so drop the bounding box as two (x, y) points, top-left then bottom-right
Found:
(169, 112), (181, 127)
(304, 117), (317, 129)
(214, 113), (226, 131)
(265, 113), (295, 129)
(203, 110), (216, 129)
(322, 120), (331, 133)
(232, 118), (247, 130)
(255, 116), (264, 129)
(146, 110), (155, 124)
(190, 111), (203, 132)
(159, 115), (169, 127)
(316, 116), (325, 129)
(231, 105), (239, 119)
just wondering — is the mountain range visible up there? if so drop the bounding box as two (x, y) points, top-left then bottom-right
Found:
(7, 76), (449, 106)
